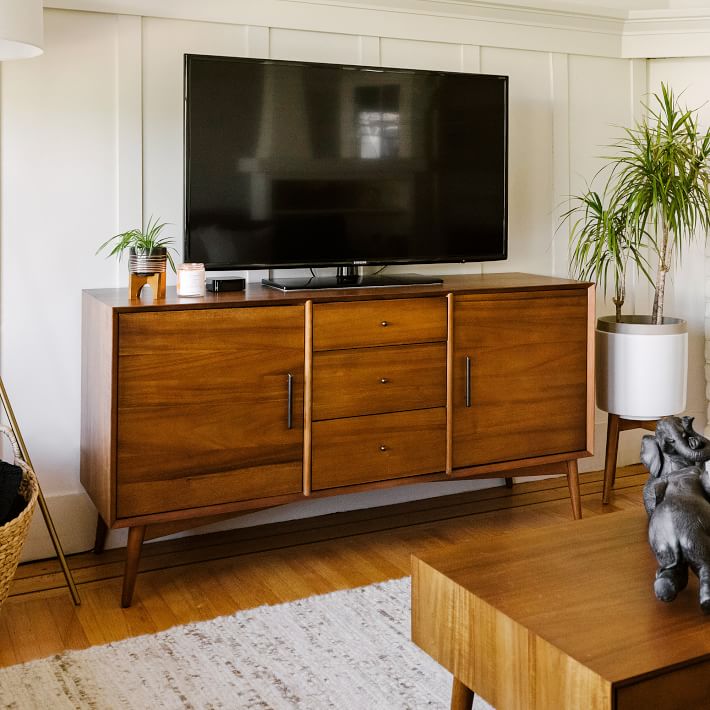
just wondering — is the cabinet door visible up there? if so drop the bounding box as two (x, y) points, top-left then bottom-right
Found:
(116, 306), (304, 518)
(453, 291), (588, 469)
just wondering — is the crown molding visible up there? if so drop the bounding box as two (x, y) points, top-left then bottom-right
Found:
(624, 9), (710, 57)
(42, 0), (710, 59)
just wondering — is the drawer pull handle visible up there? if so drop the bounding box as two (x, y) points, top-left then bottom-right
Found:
(465, 356), (472, 408)
(380, 321), (388, 327)
(287, 372), (293, 429)
(379, 445), (388, 452)
(380, 377), (389, 384)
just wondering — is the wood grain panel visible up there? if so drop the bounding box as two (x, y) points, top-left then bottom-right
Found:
(118, 305), (304, 405)
(118, 461), (302, 518)
(413, 510), (710, 710)
(304, 300), (313, 496)
(117, 402), (303, 484)
(116, 305), (305, 519)
(413, 557), (537, 710)
(312, 408), (446, 489)
(412, 534), (614, 708)
(84, 273), (590, 312)
(313, 297), (446, 350)
(453, 290), (588, 468)
(312, 343), (446, 420)
(615, 659), (710, 709)
(80, 291), (116, 524)
(446, 292), (454, 475)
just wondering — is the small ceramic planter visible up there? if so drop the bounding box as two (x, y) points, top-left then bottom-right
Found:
(596, 315), (688, 420)
(128, 247), (168, 276)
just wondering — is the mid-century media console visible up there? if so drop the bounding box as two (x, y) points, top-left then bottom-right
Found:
(80, 273), (594, 606)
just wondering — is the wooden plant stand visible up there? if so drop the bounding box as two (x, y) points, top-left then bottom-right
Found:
(129, 272), (166, 300)
(602, 413), (657, 504)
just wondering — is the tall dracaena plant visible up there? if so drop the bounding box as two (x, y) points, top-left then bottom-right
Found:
(564, 84), (710, 324)
(565, 191), (649, 322)
(610, 84), (710, 324)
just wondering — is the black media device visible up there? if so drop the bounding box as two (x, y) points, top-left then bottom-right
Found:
(206, 277), (246, 293)
(184, 54), (508, 291)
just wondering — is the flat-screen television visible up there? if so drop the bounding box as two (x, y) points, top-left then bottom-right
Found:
(184, 54), (508, 289)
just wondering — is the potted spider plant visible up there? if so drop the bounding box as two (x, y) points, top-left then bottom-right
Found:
(564, 83), (710, 419)
(97, 217), (177, 275)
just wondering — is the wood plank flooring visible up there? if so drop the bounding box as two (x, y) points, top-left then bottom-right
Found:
(0, 466), (645, 668)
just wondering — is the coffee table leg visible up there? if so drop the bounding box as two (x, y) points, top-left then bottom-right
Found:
(451, 677), (474, 710)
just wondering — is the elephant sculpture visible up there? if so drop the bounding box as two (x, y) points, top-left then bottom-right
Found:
(640, 416), (710, 515)
(648, 464), (710, 612)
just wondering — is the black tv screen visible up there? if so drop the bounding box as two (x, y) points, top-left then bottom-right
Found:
(184, 54), (508, 271)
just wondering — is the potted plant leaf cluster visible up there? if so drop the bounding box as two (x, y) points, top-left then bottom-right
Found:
(564, 84), (710, 420)
(97, 217), (177, 274)
(97, 217), (177, 299)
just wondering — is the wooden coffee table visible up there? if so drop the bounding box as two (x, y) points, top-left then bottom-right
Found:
(412, 510), (710, 710)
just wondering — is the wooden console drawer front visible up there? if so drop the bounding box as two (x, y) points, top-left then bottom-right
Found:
(117, 461), (302, 518)
(312, 408), (446, 490)
(313, 297), (446, 350)
(615, 659), (710, 709)
(313, 343), (446, 420)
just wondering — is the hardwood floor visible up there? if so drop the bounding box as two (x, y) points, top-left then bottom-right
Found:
(0, 465), (646, 668)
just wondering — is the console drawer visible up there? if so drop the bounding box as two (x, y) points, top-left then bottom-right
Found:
(311, 408), (446, 490)
(117, 461), (302, 518)
(313, 297), (447, 350)
(313, 343), (446, 420)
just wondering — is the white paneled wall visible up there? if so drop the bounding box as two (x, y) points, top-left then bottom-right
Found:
(482, 47), (554, 277)
(1, 10), (121, 496)
(142, 18), (255, 286)
(270, 29), (363, 64)
(647, 58), (710, 434)
(4, 4), (705, 559)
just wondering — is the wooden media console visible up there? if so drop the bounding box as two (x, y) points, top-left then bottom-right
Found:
(80, 272), (595, 606)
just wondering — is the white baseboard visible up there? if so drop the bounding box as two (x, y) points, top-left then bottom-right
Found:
(19, 489), (98, 563)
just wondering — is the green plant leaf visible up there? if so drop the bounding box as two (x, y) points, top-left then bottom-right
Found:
(96, 216), (178, 272)
(560, 82), (710, 322)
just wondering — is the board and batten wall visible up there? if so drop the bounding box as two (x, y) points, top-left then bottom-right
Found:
(0, 4), (704, 559)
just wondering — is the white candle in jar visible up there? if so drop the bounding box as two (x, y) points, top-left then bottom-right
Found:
(177, 263), (206, 297)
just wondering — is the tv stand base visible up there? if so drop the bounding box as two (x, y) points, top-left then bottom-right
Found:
(262, 272), (444, 291)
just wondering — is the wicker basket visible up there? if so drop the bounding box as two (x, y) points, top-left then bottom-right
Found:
(0, 425), (38, 608)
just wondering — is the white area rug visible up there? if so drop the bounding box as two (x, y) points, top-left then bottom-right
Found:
(0, 577), (493, 709)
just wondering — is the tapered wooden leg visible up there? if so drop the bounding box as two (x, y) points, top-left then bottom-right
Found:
(451, 677), (474, 710)
(603, 413), (621, 505)
(566, 459), (582, 520)
(504, 477), (514, 488)
(121, 525), (146, 608)
(93, 515), (108, 555)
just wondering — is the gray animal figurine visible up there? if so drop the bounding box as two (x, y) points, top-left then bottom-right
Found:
(648, 464), (710, 612)
(640, 416), (710, 515)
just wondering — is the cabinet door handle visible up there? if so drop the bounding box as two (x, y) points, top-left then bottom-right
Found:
(287, 373), (293, 429)
(380, 320), (388, 327)
(465, 355), (472, 408)
(380, 377), (389, 384)
(379, 444), (387, 452)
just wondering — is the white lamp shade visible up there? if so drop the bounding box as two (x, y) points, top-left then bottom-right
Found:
(0, 0), (43, 60)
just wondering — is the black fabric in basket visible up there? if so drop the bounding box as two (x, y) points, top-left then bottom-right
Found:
(0, 460), (24, 526)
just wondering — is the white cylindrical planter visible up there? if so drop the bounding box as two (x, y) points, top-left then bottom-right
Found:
(596, 315), (687, 420)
